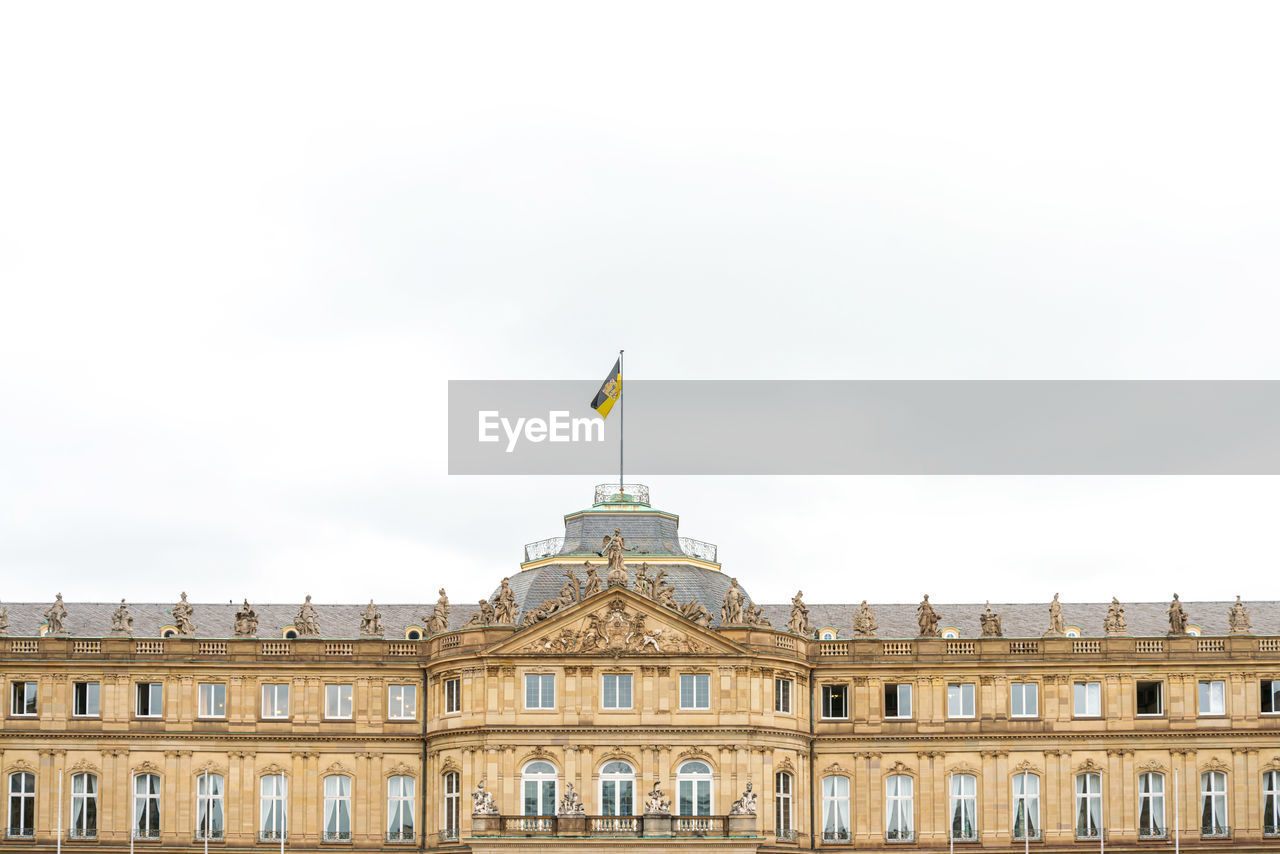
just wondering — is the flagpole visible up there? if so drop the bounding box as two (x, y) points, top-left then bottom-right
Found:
(618, 349), (624, 495)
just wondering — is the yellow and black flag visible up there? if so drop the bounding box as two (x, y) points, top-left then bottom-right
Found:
(590, 357), (622, 418)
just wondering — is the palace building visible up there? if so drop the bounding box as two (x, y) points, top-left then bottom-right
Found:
(1, 484), (1279, 852)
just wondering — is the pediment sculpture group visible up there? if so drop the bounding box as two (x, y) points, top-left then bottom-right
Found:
(469, 778), (756, 817)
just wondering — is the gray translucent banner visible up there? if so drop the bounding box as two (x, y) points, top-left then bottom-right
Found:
(448, 380), (1280, 474)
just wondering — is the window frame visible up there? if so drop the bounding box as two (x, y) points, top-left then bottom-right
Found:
(774, 677), (793, 715)
(1073, 681), (1102, 718)
(444, 677), (461, 715)
(323, 775), (353, 841)
(821, 774), (850, 842)
(1263, 770), (1279, 837)
(1138, 771), (1166, 839)
(1200, 770), (1228, 838)
(1074, 772), (1103, 839)
(521, 761), (559, 816)
(133, 773), (161, 839)
(1198, 680), (1226, 717)
(69, 771), (98, 838)
(601, 673), (633, 711)
(388, 684), (417, 720)
(1136, 680), (1164, 717)
(197, 772), (225, 841)
(884, 682), (913, 720)
(775, 770), (793, 838)
(524, 673), (556, 710)
(821, 684), (849, 720)
(324, 684), (353, 720)
(884, 774), (914, 842)
(947, 682), (976, 719)
(261, 683), (291, 720)
(259, 773), (288, 841)
(197, 682), (226, 719)
(676, 761), (713, 817)
(135, 682), (163, 719)
(1262, 679), (1280, 716)
(1010, 682), (1038, 719)
(72, 681), (100, 718)
(388, 774), (417, 842)
(8, 771), (36, 838)
(679, 673), (711, 710)
(1012, 772), (1041, 841)
(440, 773), (457, 842)
(10, 681), (38, 717)
(599, 760), (637, 816)
(949, 773), (977, 841)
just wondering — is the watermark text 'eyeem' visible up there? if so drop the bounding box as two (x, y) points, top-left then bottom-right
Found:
(477, 410), (604, 453)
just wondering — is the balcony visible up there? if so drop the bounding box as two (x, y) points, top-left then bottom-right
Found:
(6, 829), (34, 840)
(195, 829), (224, 841)
(490, 815), (739, 838)
(68, 828), (97, 839)
(259, 830), (287, 842)
(388, 829), (416, 843)
(822, 828), (851, 843)
(1201, 824), (1231, 839)
(435, 829), (456, 843)
(886, 829), (915, 843)
(133, 828), (161, 840)
(1137, 826), (1167, 839)
(322, 829), (351, 841)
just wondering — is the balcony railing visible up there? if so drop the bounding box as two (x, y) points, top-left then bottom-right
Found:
(1138, 826), (1167, 839)
(435, 828), (456, 843)
(776, 828), (798, 842)
(886, 828), (915, 842)
(195, 829), (224, 841)
(822, 828), (851, 843)
(494, 814), (735, 838)
(259, 830), (287, 842)
(590, 816), (641, 835)
(502, 816), (557, 835)
(674, 816), (729, 836)
(322, 829), (351, 841)
(1076, 827), (1104, 840)
(388, 829), (416, 843)
(1201, 824), (1231, 839)
(1264, 822), (1279, 837)
(68, 828), (98, 839)
(6, 829), (35, 840)
(133, 828), (161, 840)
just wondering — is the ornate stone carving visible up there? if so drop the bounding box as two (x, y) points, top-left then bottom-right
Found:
(1075, 758), (1103, 773)
(729, 781), (757, 815)
(466, 599), (496, 626)
(582, 563), (602, 598)
(917, 595), (940, 638)
(645, 783), (671, 815)
(295, 595), (320, 637)
(426, 589), (450, 635)
(1167, 594), (1189, 636)
(1044, 593), (1065, 637)
(1104, 597), (1128, 636)
(721, 577), (745, 625)
(518, 596), (710, 655)
(1228, 596), (1252, 635)
(0, 605), (8, 635)
(45, 593), (68, 636)
(493, 578), (518, 625)
(601, 529), (632, 587)
(979, 602), (1002, 638)
(653, 567), (678, 609)
(745, 602), (771, 627)
(234, 600), (258, 637)
(359, 600), (383, 637)
(471, 779), (498, 815)
(787, 590), (810, 635)
(1138, 760), (1166, 772)
(560, 569), (581, 605)
(775, 756), (795, 773)
(557, 781), (585, 816)
(679, 599), (712, 627)
(852, 600), (878, 638)
(633, 563), (652, 597)
(171, 592), (195, 636)
(1200, 757), (1230, 774)
(111, 599), (134, 637)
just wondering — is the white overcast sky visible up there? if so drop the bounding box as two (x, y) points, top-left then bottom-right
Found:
(2, 2), (1279, 609)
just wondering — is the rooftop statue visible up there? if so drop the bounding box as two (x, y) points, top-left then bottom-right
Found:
(979, 602), (1002, 638)
(852, 600), (878, 638)
(601, 528), (632, 587)
(295, 594), (320, 637)
(1044, 593), (1066, 637)
(653, 567), (678, 609)
(359, 600), (383, 637)
(0, 605), (7, 636)
(172, 592), (195, 637)
(1229, 595), (1252, 635)
(787, 590), (810, 636)
(235, 599), (259, 638)
(1103, 597), (1127, 636)
(111, 599), (134, 637)
(1167, 593), (1189, 636)
(633, 563), (653, 597)
(426, 589), (450, 635)
(45, 593), (68, 636)
(561, 568), (581, 605)
(680, 599), (712, 627)
(721, 577), (745, 625)
(745, 602), (771, 627)
(465, 599), (495, 626)
(729, 781), (758, 816)
(916, 594), (940, 638)
(493, 578), (518, 625)
(581, 563), (602, 598)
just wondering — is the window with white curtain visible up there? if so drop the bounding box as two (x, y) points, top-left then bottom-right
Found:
(388, 775), (416, 842)
(950, 773), (977, 841)
(1199, 680), (1226, 716)
(821, 775), (850, 842)
(1075, 773), (1102, 839)
(1264, 771), (1279, 837)
(260, 774), (287, 841)
(69, 772), (97, 838)
(885, 775), (914, 841)
(1200, 771), (1228, 837)
(133, 774), (161, 839)
(441, 773), (458, 841)
(8, 772), (35, 838)
(1012, 773), (1040, 840)
(1138, 772), (1165, 838)
(197, 773), (224, 840)
(323, 776), (352, 840)
(775, 771), (793, 838)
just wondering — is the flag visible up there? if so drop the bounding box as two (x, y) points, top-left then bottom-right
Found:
(590, 357), (622, 418)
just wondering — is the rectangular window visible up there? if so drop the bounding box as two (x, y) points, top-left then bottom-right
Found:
(1263, 679), (1280, 715)
(1136, 681), (1164, 716)
(388, 685), (417, 719)
(1010, 682), (1038, 718)
(524, 674), (555, 710)
(444, 677), (461, 714)
(884, 683), (912, 719)
(679, 673), (710, 710)
(1198, 680), (1226, 716)
(775, 678), (793, 714)
(324, 684), (352, 719)
(602, 673), (632, 710)
(947, 683), (975, 719)
(73, 682), (100, 717)
(261, 683), (290, 719)
(11, 681), (38, 716)
(1073, 682), (1101, 717)
(197, 683), (225, 718)
(822, 685), (848, 719)
(136, 682), (162, 718)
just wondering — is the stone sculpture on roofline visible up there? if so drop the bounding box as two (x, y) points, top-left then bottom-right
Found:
(1044, 593), (1066, 637)
(234, 600), (259, 638)
(111, 600), (133, 637)
(1229, 596), (1252, 635)
(916, 595), (940, 638)
(979, 602), (1002, 638)
(1103, 597), (1127, 636)
(1167, 594), (1189, 636)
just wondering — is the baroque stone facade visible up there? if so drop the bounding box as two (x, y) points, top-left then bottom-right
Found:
(1, 485), (1279, 852)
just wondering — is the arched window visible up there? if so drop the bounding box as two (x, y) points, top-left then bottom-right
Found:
(1138, 772), (1165, 838)
(1264, 770), (1279, 837)
(600, 761), (635, 816)
(388, 775), (416, 842)
(405, 627), (423, 640)
(774, 771), (792, 839)
(70, 772), (97, 839)
(442, 773), (459, 842)
(1075, 772), (1102, 839)
(522, 761), (557, 816)
(323, 776), (352, 841)
(821, 775), (849, 842)
(8, 772), (35, 839)
(133, 773), (161, 840)
(260, 774), (287, 842)
(197, 772), (224, 841)
(1012, 773), (1040, 841)
(950, 773), (977, 841)
(1201, 771), (1228, 838)
(676, 761), (712, 817)
(885, 775), (914, 841)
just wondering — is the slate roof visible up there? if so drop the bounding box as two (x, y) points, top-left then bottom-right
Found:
(494, 563), (741, 620)
(2, 596), (1274, 639)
